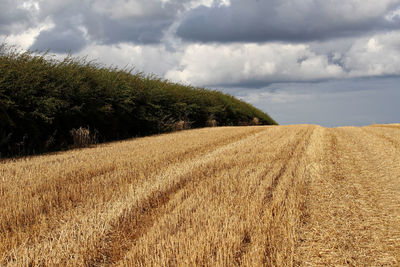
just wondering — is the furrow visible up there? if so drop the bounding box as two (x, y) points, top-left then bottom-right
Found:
(85, 129), (274, 265)
(114, 126), (296, 266)
(261, 127), (316, 266)
(117, 126), (317, 266)
(261, 130), (306, 206)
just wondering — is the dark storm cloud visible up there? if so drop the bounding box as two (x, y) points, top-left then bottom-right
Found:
(82, 15), (171, 45)
(27, 0), (190, 53)
(212, 80), (273, 89)
(30, 26), (87, 53)
(0, 0), (34, 35)
(177, 0), (400, 43)
(212, 78), (343, 90)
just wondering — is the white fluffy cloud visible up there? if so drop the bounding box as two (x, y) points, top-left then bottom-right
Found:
(165, 43), (344, 87)
(77, 43), (183, 77)
(165, 30), (400, 87)
(345, 31), (400, 77)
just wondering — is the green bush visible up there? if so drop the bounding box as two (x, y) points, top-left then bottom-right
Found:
(0, 43), (277, 157)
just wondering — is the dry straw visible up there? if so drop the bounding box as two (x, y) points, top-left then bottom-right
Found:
(1, 124), (399, 266)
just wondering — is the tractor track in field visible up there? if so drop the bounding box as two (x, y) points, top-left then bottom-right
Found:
(89, 128), (306, 265)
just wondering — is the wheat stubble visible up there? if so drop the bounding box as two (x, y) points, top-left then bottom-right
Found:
(1, 124), (399, 266)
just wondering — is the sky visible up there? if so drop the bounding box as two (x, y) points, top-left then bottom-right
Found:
(1, 0), (400, 126)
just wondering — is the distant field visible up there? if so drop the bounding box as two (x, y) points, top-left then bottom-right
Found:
(371, 123), (400, 130)
(1, 125), (400, 266)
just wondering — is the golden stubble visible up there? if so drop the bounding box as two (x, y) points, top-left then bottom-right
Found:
(1, 124), (399, 266)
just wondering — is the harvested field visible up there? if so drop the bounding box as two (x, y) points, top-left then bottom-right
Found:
(1, 124), (400, 266)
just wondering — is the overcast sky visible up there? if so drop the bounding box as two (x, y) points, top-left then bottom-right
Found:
(2, 0), (400, 126)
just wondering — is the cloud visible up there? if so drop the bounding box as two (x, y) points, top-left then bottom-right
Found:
(165, 43), (345, 87)
(177, 0), (400, 43)
(0, 0), (36, 35)
(30, 26), (87, 53)
(25, 0), (193, 52)
(76, 42), (183, 77)
(83, 0), (182, 45)
(344, 31), (400, 77)
(165, 28), (400, 88)
(4, 0), (400, 89)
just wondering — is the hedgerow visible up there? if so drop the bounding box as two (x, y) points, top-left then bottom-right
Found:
(0, 43), (277, 157)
